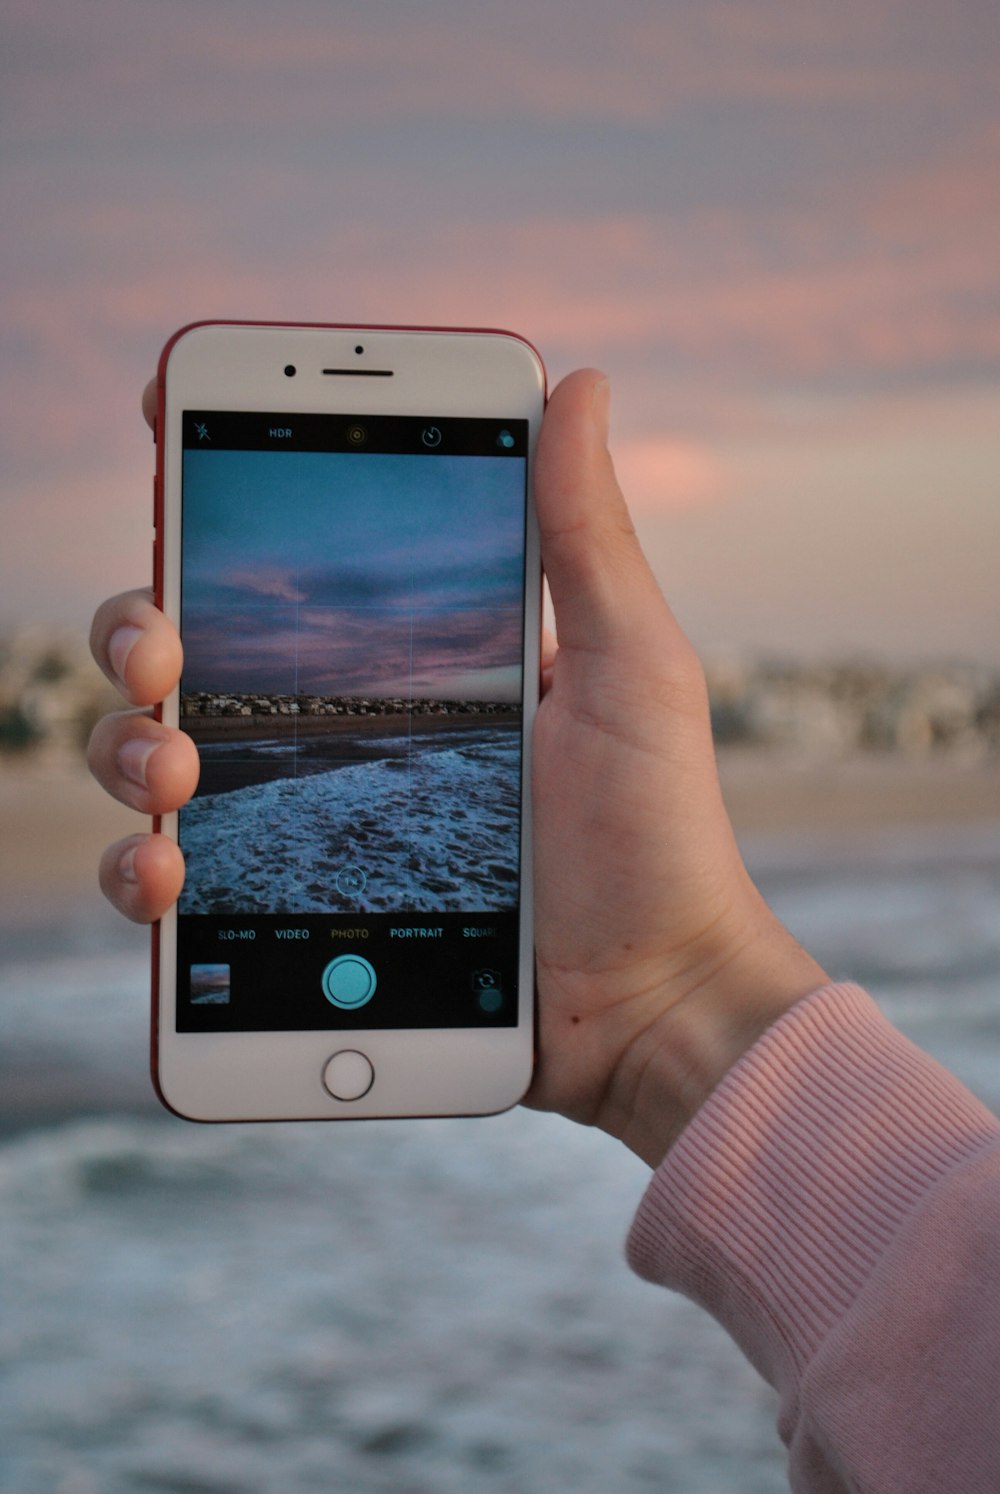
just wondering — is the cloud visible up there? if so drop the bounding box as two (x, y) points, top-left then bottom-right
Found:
(221, 568), (307, 604)
(6, 0), (1000, 660)
(5, 160), (999, 502)
(6, 0), (993, 146)
(861, 124), (1000, 250)
(180, 598), (524, 699)
(612, 436), (726, 513)
(636, 393), (1000, 664)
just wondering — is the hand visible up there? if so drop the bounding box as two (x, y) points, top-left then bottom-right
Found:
(89, 372), (826, 1165)
(525, 371), (826, 1160)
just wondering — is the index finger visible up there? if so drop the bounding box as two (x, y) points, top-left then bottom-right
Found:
(90, 588), (182, 707)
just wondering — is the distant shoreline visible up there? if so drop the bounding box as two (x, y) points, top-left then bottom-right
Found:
(183, 710), (522, 744)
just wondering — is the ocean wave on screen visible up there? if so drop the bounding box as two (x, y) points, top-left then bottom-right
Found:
(179, 730), (521, 915)
(198, 737), (287, 756)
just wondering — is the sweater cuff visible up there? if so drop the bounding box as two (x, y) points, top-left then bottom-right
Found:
(625, 982), (1000, 1389)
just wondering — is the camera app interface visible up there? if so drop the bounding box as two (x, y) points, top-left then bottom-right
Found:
(174, 411), (529, 1033)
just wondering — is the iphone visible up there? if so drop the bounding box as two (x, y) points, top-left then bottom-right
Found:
(153, 322), (544, 1120)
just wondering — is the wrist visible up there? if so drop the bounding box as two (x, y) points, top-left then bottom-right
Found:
(600, 913), (828, 1168)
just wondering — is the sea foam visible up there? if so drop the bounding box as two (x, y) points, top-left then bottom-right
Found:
(178, 729), (521, 914)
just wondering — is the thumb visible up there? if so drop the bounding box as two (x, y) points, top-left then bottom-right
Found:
(534, 370), (669, 655)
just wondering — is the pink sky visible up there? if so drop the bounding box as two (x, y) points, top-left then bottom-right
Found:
(3, 0), (999, 661)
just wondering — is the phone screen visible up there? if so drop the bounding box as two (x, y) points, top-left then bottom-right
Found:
(174, 409), (530, 1034)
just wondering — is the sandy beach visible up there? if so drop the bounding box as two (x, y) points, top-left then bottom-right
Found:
(716, 749), (1000, 832)
(0, 764), (142, 925)
(2, 751), (998, 925)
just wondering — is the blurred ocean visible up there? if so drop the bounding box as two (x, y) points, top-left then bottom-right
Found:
(2, 822), (999, 1494)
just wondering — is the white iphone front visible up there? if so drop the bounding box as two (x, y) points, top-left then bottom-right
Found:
(153, 323), (544, 1120)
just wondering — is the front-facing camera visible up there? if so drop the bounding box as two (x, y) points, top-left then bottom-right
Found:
(354, 345), (364, 355)
(284, 364), (296, 377)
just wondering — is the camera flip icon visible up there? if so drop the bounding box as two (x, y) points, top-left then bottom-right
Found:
(472, 968), (504, 1014)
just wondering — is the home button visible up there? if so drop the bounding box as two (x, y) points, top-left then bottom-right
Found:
(322, 1050), (375, 1102)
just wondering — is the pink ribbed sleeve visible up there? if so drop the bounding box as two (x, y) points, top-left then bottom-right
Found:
(626, 982), (1000, 1492)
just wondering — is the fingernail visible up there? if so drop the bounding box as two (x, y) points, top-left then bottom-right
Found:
(118, 736), (160, 789)
(591, 377), (610, 446)
(108, 625), (143, 691)
(119, 844), (139, 884)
